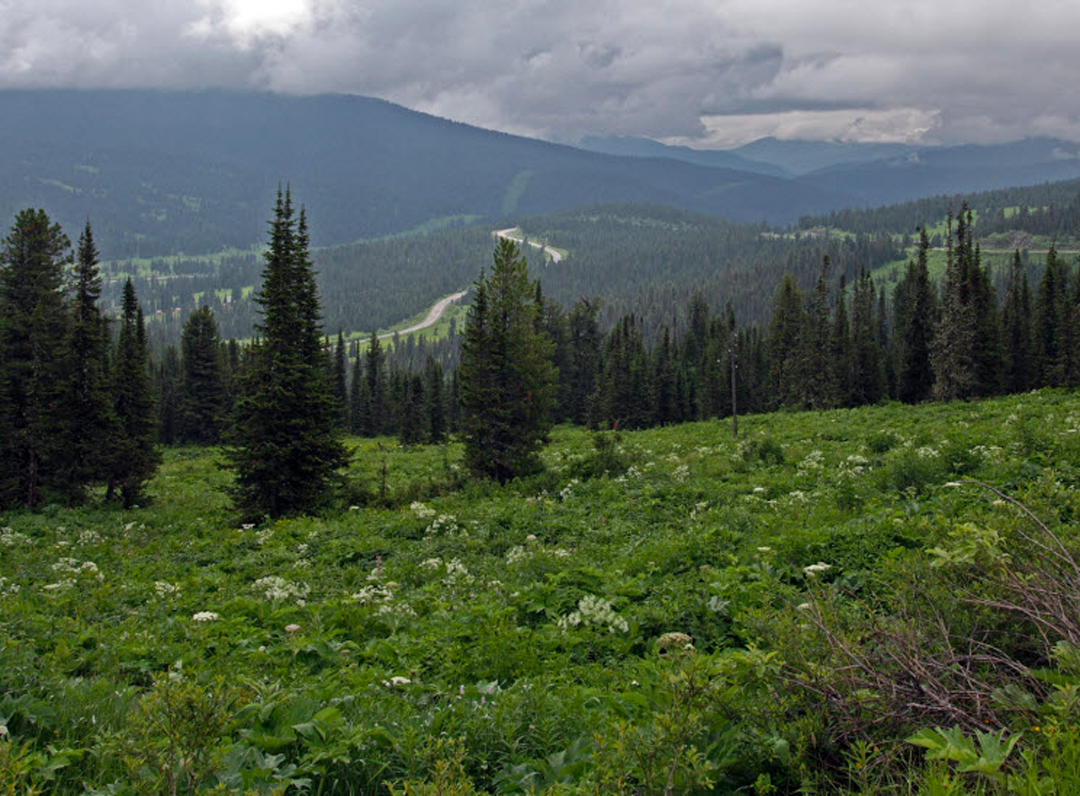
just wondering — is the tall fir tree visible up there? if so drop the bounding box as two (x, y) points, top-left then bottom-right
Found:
(1034, 244), (1069, 387)
(850, 268), (884, 405)
(178, 305), (226, 444)
(894, 228), (938, 403)
(60, 219), (117, 501)
(332, 329), (349, 430)
(567, 298), (601, 426)
(459, 238), (556, 482)
(803, 257), (835, 409)
(931, 212), (978, 401)
(0, 209), (72, 508)
(830, 275), (854, 406)
(1002, 249), (1034, 393)
(765, 275), (807, 409)
(364, 331), (388, 436)
(108, 278), (161, 508)
(225, 190), (348, 518)
(424, 356), (446, 444)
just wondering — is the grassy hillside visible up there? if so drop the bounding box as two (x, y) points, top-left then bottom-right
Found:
(4, 391), (1080, 791)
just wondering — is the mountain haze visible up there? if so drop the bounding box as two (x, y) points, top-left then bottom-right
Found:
(0, 89), (844, 257)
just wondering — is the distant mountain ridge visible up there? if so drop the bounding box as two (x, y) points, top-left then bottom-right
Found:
(2, 89), (1080, 257)
(0, 89), (843, 256)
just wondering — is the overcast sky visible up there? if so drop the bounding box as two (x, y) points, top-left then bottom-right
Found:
(2, 0), (1077, 148)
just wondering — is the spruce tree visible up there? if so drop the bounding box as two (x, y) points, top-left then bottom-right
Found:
(349, 352), (365, 434)
(364, 332), (388, 436)
(803, 257), (834, 409)
(931, 212), (977, 400)
(895, 229), (937, 403)
(1002, 249), (1034, 393)
(765, 275), (806, 409)
(109, 278), (161, 508)
(60, 220), (117, 501)
(831, 275), (854, 407)
(178, 305), (226, 444)
(850, 269), (884, 406)
(424, 356), (446, 444)
(225, 190), (348, 518)
(1034, 244), (1068, 387)
(333, 330), (349, 430)
(459, 238), (556, 482)
(0, 209), (72, 508)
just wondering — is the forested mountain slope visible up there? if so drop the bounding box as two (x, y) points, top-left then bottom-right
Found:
(0, 89), (849, 257)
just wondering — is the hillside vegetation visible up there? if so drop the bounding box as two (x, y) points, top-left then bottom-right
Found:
(4, 390), (1080, 792)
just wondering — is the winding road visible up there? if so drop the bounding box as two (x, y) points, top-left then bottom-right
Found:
(377, 290), (467, 340)
(374, 227), (567, 341)
(495, 227), (565, 263)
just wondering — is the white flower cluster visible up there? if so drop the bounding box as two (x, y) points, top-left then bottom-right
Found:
(839, 454), (870, 477)
(797, 450), (825, 477)
(410, 501), (436, 519)
(916, 446), (940, 459)
(0, 576), (19, 597)
(558, 479), (581, 501)
(256, 529), (275, 546)
(557, 594), (629, 634)
(426, 514), (461, 536)
(51, 557), (103, 580)
(443, 558), (471, 586)
(352, 583), (395, 605)
(505, 546), (530, 565)
(803, 562), (832, 577)
(153, 581), (181, 600)
(0, 527), (29, 546)
(614, 465), (642, 483)
(420, 558), (443, 571)
(670, 464), (690, 483)
(77, 529), (102, 545)
(192, 611), (220, 622)
(252, 576), (310, 605)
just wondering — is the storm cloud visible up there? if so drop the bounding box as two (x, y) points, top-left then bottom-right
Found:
(1, 0), (1077, 146)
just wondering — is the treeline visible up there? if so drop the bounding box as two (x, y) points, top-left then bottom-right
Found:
(800, 177), (1080, 238)
(106, 204), (906, 353)
(0, 212), (159, 510)
(164, 203), (1080, 452)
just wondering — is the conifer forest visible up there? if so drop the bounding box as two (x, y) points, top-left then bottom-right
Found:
(6, 87), (1080, 794)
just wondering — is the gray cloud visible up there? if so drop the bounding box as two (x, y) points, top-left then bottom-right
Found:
(1, 0), (1079, 146)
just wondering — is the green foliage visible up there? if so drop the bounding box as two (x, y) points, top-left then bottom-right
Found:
(2, 390), (1080, 792)
(224, 191), (349, 518)
(459, 239), (556, 482)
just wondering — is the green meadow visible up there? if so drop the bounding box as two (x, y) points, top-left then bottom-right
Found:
(4, 391), (1080, 793)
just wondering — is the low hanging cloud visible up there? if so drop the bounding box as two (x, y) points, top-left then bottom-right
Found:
(1, 0), (1079, 147)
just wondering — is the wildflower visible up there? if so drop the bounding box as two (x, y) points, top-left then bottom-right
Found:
(153, 581), (181, 599)
(944, 481), (963, 488)
(803, 562), (832, 576)
(420, 558), (442, 570)
(192, 611), (220, 622)
(656, 632), (694, 657)
(756, 546), (772, 553)
(410, 501), (436, 519)
(284, 624), (301, 633)
(252, 576), (310, 603)
(752, 486), (767, 495)
(796, 602), (813, 611)
(525, 533), (538, 543)
(383, 676), (411, 688)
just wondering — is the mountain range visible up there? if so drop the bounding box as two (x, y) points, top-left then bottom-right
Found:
(2, 89), (1080, 257)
